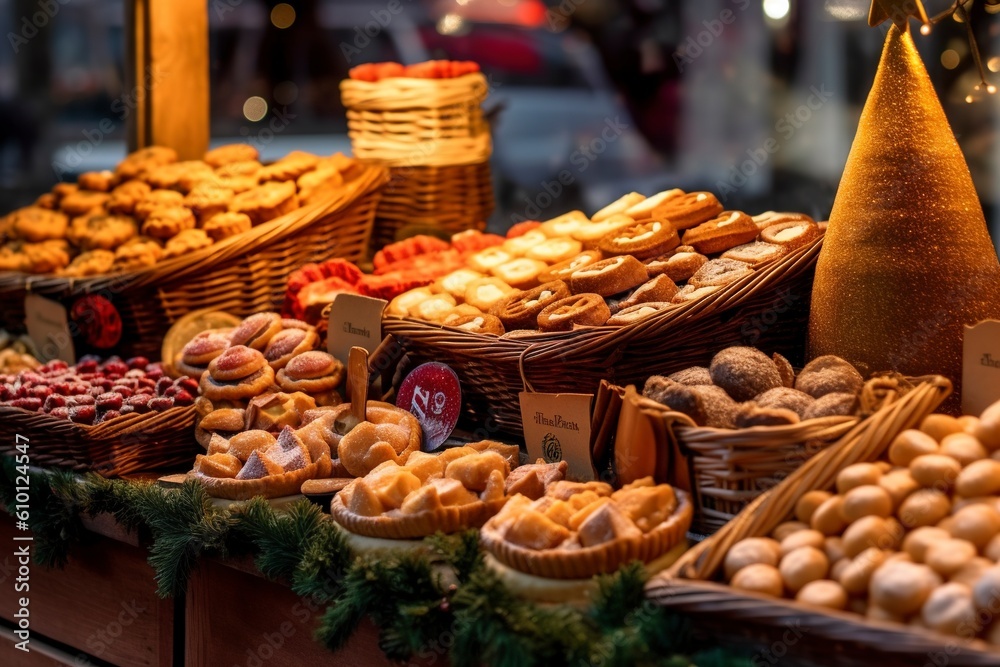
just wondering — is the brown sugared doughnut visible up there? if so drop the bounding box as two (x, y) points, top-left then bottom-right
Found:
(668, 366), (713, 386)
(642, 377), (737, 428)
(537, 294), (611, 331)
(709, 347), (783, 402)
(760, 220), (822, 251)
(537, 250), (603, 284)
(755, 387), (815, 419)
(795, 356), (864, 398)
(735, 403), (800, 427)
(721, 241), (786, 268)
(773, 353), (795, 388)
(682, 211), (759, 255)
(569, 255), (648, 297)
(802, 392), (859, 420)
(652, 191), (723, 230)
(493, 281), (571, 330)
(597, 219), (680, 260)
(752, 211), (814, 232)
(689, 258), (753, 288)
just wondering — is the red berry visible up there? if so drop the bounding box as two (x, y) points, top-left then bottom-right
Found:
(69, 405), (96, 424)
(139, 378), (157, 389)
(0, 386), (11, 401)
(177, 377), (200, 394)
(119, 405), (135, 415)
(173, 389), (194, 406)
(96, 392), (124, 411)
(49, 406), (70, 420)
(76, 359), (99, 374)
(10, 397), (42, 411)
(45, 360), (69, 373)
(125, 369), (146, 379)
(145, 367), (165, 381)
(155, 377), (173, 396)
(68, 394), (95, 407)
(102, 361), (129, 377)
(43, 394), (67, 411)
(89, 386), (105, 398)
(114, 386), (134, 399)
(149, 397), (174, 412)
(29, 386), (51, 400)
(126, 395), (151, 413)
(126, 357), (150, 370)
(95, 409), (122, 424)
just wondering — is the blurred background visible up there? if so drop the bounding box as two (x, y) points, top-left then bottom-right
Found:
(1, 0), (1000, 242)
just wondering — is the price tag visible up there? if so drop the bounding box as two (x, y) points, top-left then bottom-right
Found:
(963, 320), (1000, 415)
(519, 392), (594, 481)
(397, 362), (462, 451)
(327, 294), (387, 365)
(24, 294), (75, 364)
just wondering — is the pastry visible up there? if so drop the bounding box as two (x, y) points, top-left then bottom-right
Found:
(22, 240), (71, 273)
(112, 237), (163, 271)
(668, 366), (713, 386)
(795, 356), (865, 399)
(275, 351), (344, 404)
(141, 206), (196, 240)
(597, 219), (680, 260)
(258, 151), (319, 182)
(642, 378), (738, 428)
(644, 247), (708, 282)
(229, 312), (284, 350)
(116, 146), (178, 180)
(52, 182), (78, 202)
(524, 237), (583, 264)
(760, 220), (822, 251)
(505, 460), (568, 499)
(177, 330), (231, 378)
(773, 353), (796, 388)
(755, 387), (815, 419)
(721, 241), (786, 268)
(184, 183), (234, 223)
(77, 170), (117, 192)
(539, 210), (588, 238)
(134, 190), (185, 220)
(146, 161), (214, 191)
(802, 393), (859, 420)
(334, 402), (422, 477)
(591, 192), (644, 221)
(689, 258), (753, 287)
(445, 313), (505, 335)
(709, 347), (783, 402)
(652, 192), (724, 230)
(614, 275), (678, 311)
(67, 212), (138, 250)
(200, 345), (276, 401)
(202, 212), (252, 241)
(537, 250), (603, 284)
(490, 258), (548, 290)
(59, 249), (115, 278)
(8, 206), (68, 242)
(227, 430), (276, 461)
(464, 277), (515, 311)
(624, 189), (684, 221)
(263, 327), (318, 370)
(107, 180), (152, 215)
(671, 284), (721, 304)
(210, 161), (263, 193)
(569, 255), (648, 297)
(682, 211), (758, 254)
(752, 211), (815, 232)
(245, 392), (316, 431)
(734, 404), (800, 428)
(195, 408), (247, 448)
(434, 268), (485, 300)
(386, 288), (435, 318)
(34, 193), (57, 210)
(193, 453), (243, 478)
(408, 294), (456, 322)
(570, 215), (635, 248)
(467, 247), (515, 274)
(537, 294), (611, 331)
(204, 143), (259, 168)
(492, 281), (571, 331)
(297, 165), (344, 206)
(60, 190), (110, 216)
(502, 230), (548, 257)
(229, 181), (298, 225)
(163, 229), (213, 259)
(606, 302), (674, 326)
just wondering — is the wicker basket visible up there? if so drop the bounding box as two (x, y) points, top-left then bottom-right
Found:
(0, 404), (199, 476)
(645, 376), (973, 667)
(383, 236), (823, 440)
(617, 374), (917, 535)
(0, 166), (387, 359)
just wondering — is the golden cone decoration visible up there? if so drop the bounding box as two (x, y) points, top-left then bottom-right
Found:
(809, 25), (1000, 412)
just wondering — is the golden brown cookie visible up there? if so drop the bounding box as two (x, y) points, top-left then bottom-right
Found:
(682, 211), (759, 255)
(259, 151), (320, 182)
(134, 189), (185, 220)
(537, 250), (604, 284)
(204, 144), (259, 169)
(537, 294), (611, 331)
(52, 182), (79, 202)
(297, 165), (344, 206)
(67, 212), (138, 250)
(446, 313), (506, 335)
(59, 249), (116, 277)
(492, 281), (571, 331)
(146, 161), (214, 192)
(23, 240), (72, 273)
(107, 180), (153, 215)
(0, 242), (30, 272)
(141, 206), (196, 240)
(34, 193), (57, 210)
(228, 181), (298, 225)
(652, 192), (724, 230)
(184, 184), (234, 224)
(77, 170), (117, 192)
(597, 219), (680, 260)
(752, 211), (815, 232)
(203, 212), (253, 241)
(112, 237), (163, 272)
(689, 258), (754, 287)
(60, 190), (110, 217)
(570, 255), (649, 297)
(760, 220), (822, 251)
(8, 206), (68, 242)
(116, 146), (178, 180)
(721, 241), (786, 268)
(163, 229), (213, 259)
(644, 247), (708, 282)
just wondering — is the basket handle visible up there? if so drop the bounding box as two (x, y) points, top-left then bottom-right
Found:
(667, 375), (952, 582)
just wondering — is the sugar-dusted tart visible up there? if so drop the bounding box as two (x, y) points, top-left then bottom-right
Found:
(325, 401), (423, 477)
(331, 448), (567, 540)
(480, 477), (692, 579)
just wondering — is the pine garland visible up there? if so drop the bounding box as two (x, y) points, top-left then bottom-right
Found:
(0, 457), (752, 666)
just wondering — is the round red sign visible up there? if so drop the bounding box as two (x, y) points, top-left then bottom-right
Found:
(396, 362), (462, 451)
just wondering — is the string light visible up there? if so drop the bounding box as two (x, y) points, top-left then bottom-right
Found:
(917, 0), (993, 101)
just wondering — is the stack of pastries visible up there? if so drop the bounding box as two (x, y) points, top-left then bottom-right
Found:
(0, 145), (362, 276)
(385, 189), (822, 335)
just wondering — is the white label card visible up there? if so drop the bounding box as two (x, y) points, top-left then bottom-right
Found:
(327, 294), (387, 365)
(519, 392), (594, 481)
(963, 320), (1000, 416)
(24, 294), (75, 364)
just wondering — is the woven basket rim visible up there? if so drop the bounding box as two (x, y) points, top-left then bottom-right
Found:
(0, 403), (196, 438)
(0, 165), (389, 294)
(330, 493), (507, 539)
(193, 452), (333, 500)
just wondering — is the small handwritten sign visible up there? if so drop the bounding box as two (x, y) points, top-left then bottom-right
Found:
(963, 320), (1000, 416)
(519, 392), (594, 481)
(397, 362), (462, 451)
(24, 294), (75, 364)
(327, 294), (387, 365)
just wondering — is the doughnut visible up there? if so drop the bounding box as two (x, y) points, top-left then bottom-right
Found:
(682, 211), (759, 255)
(670, 284), (722, 304)
(597, 219), (680, 260)
(591, 192), (644, 221)
(446, 313), (505, 336)
(755, 387), (815, 419)
(569, 255), (648, 296)
(651, 192), (724, 230)
(734, 403), (799, 427)
(760, 220), (822, 251)
(502, 230), (548, 257)
(413, 294), (458, 322)
(539, 210), (588, 238)
(434, 268), (485, 301)
(571, 215), (636, 248)
(772, 353), (795, 388)
(752, 211), (815, 232)
(721, 241), (787, 268)
(645, 248), (708, 282)
(536, 294), (611, 331)
(525, 237), (583, 264)
(795, 356), (864, 398)
(709, 347), (783, 402)
(624, 189), (684, 221)
(467, 247), (515, 273)
(464, 277), (515, 311)
(263, 327), (319, 370)
(605, 301), (674, 326)
(689, 258), (753, 288)
(490, 257), (548, 290)
(230, 312), (284, 350)
(492, 281), (571, 331)
(209, 345), (267, 382)
(277, 351), (344, 393)
(537, 250), (603, 284)
(802, 392), (859, 420)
